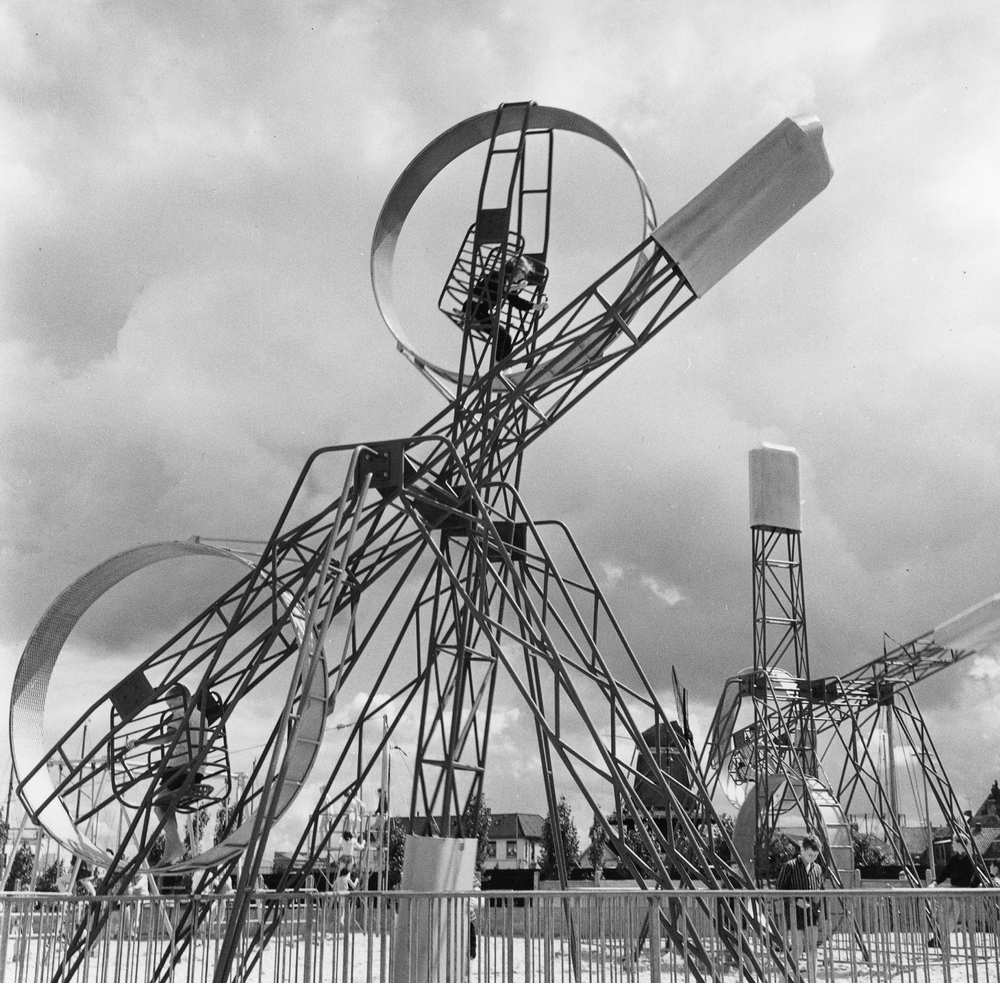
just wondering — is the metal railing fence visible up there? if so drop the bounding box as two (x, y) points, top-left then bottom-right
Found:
(2, 887), (999, 983)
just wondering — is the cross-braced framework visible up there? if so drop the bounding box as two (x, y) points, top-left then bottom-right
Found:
(702, 449), (1000, 892)
(808, 613), (1000, 882)
(11, 102), (834, 983)
(747, 526), (823, 871)
(702, 513), (855, 886)
(708, 599), (1000, 887)
(207, 440), (806, 983)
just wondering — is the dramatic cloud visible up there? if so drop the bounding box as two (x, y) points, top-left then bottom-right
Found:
(3, 0), (1000, 844)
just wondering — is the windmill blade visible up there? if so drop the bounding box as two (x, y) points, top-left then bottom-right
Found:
(671, 666), (694, 744)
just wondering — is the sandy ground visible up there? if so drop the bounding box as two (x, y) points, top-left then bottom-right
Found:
(5, 924), (1000, 983)
(5, 889), (1000, 983)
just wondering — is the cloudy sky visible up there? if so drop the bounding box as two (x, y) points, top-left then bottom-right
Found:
(3, 0), (1000, 850)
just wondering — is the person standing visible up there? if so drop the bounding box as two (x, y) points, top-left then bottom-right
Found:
(776, 836), (826, 983)
(71, 860), (99, 941)
(129, 683), (206, 865)
(124, 865), (151, 939)
(331, 861), (357, 930)
(932, 836), (981, 889)
(468, 871), (482, 962)
(926, 835), (982, 946)
(76, 861), (97, 898)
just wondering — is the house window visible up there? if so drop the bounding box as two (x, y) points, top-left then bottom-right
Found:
(486, 841), (497, 859)
(506, 840), (518, 860)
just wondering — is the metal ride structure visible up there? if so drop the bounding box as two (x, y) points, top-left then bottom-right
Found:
(808, 596), (1000, 882)
(701, 446), (855, 886)
(10, 103), (833, 983)
(701, 446), (1000, 888)
(9, 537), (317, 875)
(9, 536), (329, 975)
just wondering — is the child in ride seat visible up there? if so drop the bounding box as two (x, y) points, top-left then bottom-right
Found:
(463, 255), (548, 361)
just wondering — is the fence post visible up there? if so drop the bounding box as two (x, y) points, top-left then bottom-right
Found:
(0, 899), (11, 968)
(304, 895), (314, 983)
(507, 897), (516, 983)
(524, 897), (533, 983)
(649, 894), (661, 983)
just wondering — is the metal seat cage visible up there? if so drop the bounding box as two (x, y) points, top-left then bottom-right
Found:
(108, 685), (230, 814)
(438, 226), (549, 332)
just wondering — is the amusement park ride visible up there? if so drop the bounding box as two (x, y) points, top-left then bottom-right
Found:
(8, 101), (998, 982)
(700, 444), (1000, 887)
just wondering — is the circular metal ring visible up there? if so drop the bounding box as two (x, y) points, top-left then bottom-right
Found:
(371, 105), (656, 393)
(9, 540), (327, 872)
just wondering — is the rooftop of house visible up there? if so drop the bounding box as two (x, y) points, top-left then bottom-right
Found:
(974, 780), (1000, 821)
(488, 813), (545, 840)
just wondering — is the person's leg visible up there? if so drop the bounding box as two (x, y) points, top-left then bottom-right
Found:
(154, 803), (185, 864)
(954, 893), (970, 935)
(803, 923), (818, 983)
(944, 896), (958, 945)
(790, 926), (804, 973)
(494, 329), (513, 361)
(932, 896), (952, 947)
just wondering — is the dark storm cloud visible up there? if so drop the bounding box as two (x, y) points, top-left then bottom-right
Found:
(2, 0), (999, 828)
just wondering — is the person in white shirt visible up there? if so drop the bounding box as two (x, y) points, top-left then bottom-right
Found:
(330, 862), (357, 929)
(130, 683), (205, 865)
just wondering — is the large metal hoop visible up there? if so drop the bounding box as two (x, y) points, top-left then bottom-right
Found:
(370, 105), (656, 393)
(10, 540), (328, 871)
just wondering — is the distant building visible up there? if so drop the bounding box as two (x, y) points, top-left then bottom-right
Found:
(896, 825), (949, 873)
(892, 781), (1000, 876)
(973, 827), (1000, 866)
(484, 813), (545, 870)
(971, 780), (1000, 867)
(576, 840), (621, 872)
(403, 812), (546, 870)
(973, 781), (1000, 827)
